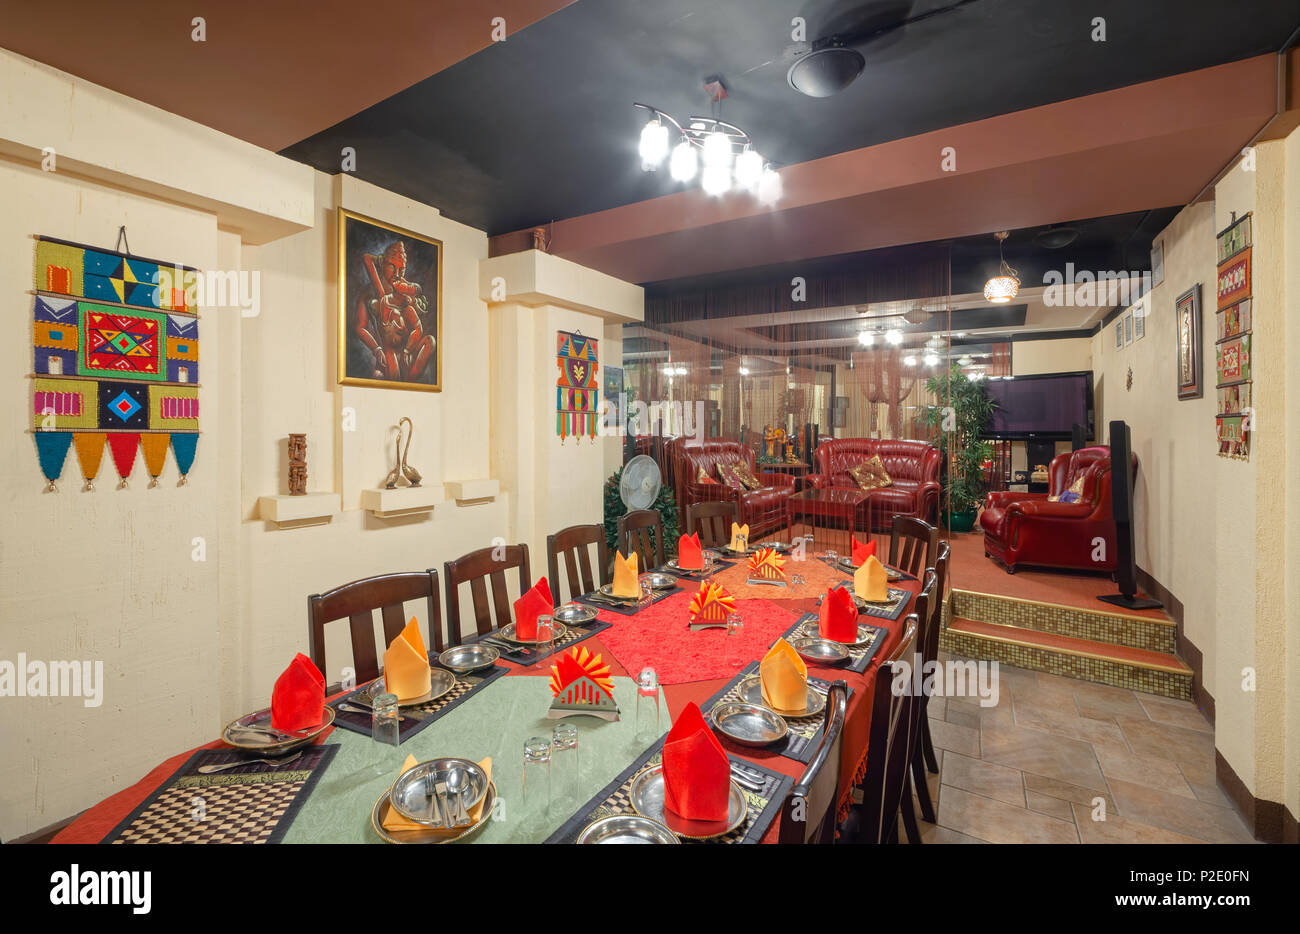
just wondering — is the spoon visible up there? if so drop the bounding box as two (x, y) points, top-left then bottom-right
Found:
(446, 767), (470, 827)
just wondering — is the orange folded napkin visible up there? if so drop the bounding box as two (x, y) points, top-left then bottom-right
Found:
(688, 581), (736, 624)
(662, 701), (730, 821)
(728, 522), (750, 552)
(760, 638), (808, 711)
(382, 754), (494, 833)
(747, 546), (786, 580)
(851, 536), (877, 567)
(270, 652), (325, 731)
(677, 532), (704, 570)
(612, 551), (640, 598)
(819, 585), (859, 643)
(513, 576), (553, 640)
(383, 617), (431, 701)
(854, 555), (889, 602)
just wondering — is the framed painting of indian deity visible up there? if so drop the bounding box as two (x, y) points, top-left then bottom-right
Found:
(1175, 284), (1202, 400)
(337, 209), (442, 391)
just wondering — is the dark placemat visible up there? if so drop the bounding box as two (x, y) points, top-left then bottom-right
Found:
(819, 554), (917, 582)
(699, 662), (851, 765)
(469, 619), (612, 666)
(329, 663), (507, 742)
(103, 743), (337, 844)
(778, 612), (887, 675)
(655, 558), (737, 581)
(545, 740), (792, 845)
(574, 587), (677, 617)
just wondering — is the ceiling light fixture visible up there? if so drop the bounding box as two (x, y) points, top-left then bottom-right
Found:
(857, 330), (875, 347)
(885, 329), (903, 346)
(923, 352), (940, 367)
(903, 354), (918, 367)
(984, 230), (1021, 304)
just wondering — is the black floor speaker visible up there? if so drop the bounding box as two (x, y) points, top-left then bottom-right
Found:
(1098, 420), (1163, 610)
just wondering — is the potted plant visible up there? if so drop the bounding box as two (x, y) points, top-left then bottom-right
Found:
(923, 366), (997, 533)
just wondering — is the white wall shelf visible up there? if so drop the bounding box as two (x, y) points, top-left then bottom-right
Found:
(257, 493), (339, 529)
(445, 478), (500, 504)
(360, 484), (446, 518)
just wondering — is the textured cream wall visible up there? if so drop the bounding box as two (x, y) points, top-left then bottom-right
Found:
(1011, 337), (1092, 376)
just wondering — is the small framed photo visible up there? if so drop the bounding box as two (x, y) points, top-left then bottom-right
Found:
(1124, 312), (1134, 346)
(1133, 301), (1145, 340)
(1115, 319), (1124, 350)
(1151, 240), (1165, 289)
(1175, 283), (1203, 400)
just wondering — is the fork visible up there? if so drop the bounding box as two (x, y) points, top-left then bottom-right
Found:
(198, 751), (303, 774)
(423, 772), (447, 827)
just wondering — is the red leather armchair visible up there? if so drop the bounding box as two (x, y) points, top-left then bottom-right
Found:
(809, 438), (942, 525)
(672, 440), (797, 538)
(980, 446), (1134, 573)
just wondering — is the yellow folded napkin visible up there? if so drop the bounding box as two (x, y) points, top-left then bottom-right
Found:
(383, 616), (431, 701)
(854, 555), (889, 602)
(729, 522), (750, 552)
(760, 638), (807, 711)
(382, 755), (494, 833)
(612, 550), (640, 598)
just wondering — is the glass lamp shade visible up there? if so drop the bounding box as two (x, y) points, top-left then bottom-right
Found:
(669, 141), (697, 182)
(983, 274), (1020, 303)
(639, 120), (669, 169)
(702, 130), (733, 169)
(734, 148), (763, 189)
(701, 163), (732, 196)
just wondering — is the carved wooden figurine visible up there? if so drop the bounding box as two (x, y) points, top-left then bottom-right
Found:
(288, 433), (307, 495)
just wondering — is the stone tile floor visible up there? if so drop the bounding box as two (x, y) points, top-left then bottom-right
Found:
(913, 654), (1255, 844)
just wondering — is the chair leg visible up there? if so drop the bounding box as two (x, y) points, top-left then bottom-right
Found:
(912, 748), (936, 823)
(899, 774), (923, 844)
(921, 717), (939, 774)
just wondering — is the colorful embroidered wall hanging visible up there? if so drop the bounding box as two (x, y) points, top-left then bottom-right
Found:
(555, 330), (599, 442)
(28, 236), (201, 488)
(1215, 214), (1252, 459)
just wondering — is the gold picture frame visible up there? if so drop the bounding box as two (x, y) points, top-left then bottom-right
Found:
(337, 208), (443, 392)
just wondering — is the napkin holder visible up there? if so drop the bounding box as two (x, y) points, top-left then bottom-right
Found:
(547, 646), (620, 721)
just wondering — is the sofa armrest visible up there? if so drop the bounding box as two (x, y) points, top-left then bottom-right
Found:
(808, 473), (834, 490)
(1008, 500), (1093, 520)
(757, 472), (797, 492)
(985, 490), (1047, 510)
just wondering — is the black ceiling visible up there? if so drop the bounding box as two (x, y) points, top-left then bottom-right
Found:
(282, 0), (1300, 239)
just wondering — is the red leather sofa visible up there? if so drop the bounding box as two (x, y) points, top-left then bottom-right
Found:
(809, 438), (942, 525)
(671, 440), (797, 538)
(980, 446), (1134, 573)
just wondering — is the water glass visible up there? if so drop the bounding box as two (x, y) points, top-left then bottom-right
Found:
(523, 736), (552, 812)
(551, 723), (579, 806)
(369, 692), (401, 775)
(535, 614), (556, 657)
(725, 613), (746, 669)
(824, 549), (838, 568)
(636, 666), (660, 737)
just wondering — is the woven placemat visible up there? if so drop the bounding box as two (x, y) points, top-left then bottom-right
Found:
(699, 662), (852, 765)
(654, 558), (737, 581)
(104, 743), (338, 844)
(779, 612), (887, 675)
(819, 554), (917, 582)
(467, 619), (612, 666)
(545, 740), (792, 845)
(329, 664), (508, 742)
(573, 587), (677, 617)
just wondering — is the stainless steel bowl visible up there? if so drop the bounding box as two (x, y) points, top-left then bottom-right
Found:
(791, 637), (850, 665)
(390, 757), (489, 826)
(553, 603), (597, 624)
(735, 673), (828, 719)
(496, 621), (569, 644)
(628, 765), (747, 840)
(640, 572), (679, 591)
(438, 643), (499, 674)
(371, 781), (497, 844)
(222, 705), (334, 755)
(365, 666), (457, 707)
(576, 814), (680, 844)
(710, 702), (789, 747)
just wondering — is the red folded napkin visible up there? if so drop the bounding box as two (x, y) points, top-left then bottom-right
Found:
(677, 532), (704, 570)
(819, 585), (859, 643)
(851, 536), (877, 567)
(662, 701), (730, 821)
(270, 653), (325, 732)
(513, 577), (554, 641)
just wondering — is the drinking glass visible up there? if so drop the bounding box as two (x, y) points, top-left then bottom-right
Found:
(551, 723), (579, 807)
(824, 549), (838, 569)
(725, 613), (746, 669)
(636, 666), (660, 738)
(523, 736), (552, 813)
(369, 692), (401, 775)
(637, 575), (653, 610)
(535, 614), (556, 657)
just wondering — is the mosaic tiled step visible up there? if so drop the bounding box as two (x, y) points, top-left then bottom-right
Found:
(940, 617), (1192, 701)
(950, 589), (1176, 654)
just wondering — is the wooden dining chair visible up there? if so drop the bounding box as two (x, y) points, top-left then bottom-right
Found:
(851, 614), (919, 844)
(916, 542), (950, 777)
(307, 570), (442, 686)
(684, 500), (738, 549)
(547, 523), (610, 605)
(909, 569), (940, 825)
(618, 508), (665, 569)
(888, 515), (938, 578)
(443, 543), (530, 644)
(778, 680), (849, 844)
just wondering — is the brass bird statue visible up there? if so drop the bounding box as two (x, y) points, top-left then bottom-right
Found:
(399, 416), (422, 487)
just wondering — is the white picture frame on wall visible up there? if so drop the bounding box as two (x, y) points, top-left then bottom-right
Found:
(1133, 300), (1146, 341)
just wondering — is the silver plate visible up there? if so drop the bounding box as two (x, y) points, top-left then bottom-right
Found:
(640, 572), (679, 591)
(792, 636), (851, 665)
(597, 584), (641, 602)
(390, 757), (490, 826)
(372, 781), (496, 844)
(576, 814), (680, 844)
(553, 603), (597, 624)
(365, 666), (457, 707)
(628, 765), (748, 840)
(735, 672), (828, 719)
(496, 620), (569, 644)
(837, 556), (902, 580)
(710, 702), (789, 747)
(222, 705), (335, 755)
(437, 643), (499, 673)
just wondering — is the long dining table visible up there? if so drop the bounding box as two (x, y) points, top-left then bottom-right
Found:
(53, 551), (918, 845)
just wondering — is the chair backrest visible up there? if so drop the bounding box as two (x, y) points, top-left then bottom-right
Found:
(444, 543), (531, 643)
(779, 680), (849, 844)
(858, 615), (919, 844)
(684, 500), (738, 548)
(930, 540), (950, 642)
(888, 515), (938, 577)
(307, 571), (442, 685)
(618, 508), (665, 569)
(547, 524), (609, 605)
(911, 570), (937, 703)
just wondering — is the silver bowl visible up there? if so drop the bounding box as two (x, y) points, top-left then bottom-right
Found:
(640, 572), (679, 591)
(735, 673), (828, 719)
(390, 757), (489, 826)
(553, 603), (597, 624)
(710, 702), (789, 747)
(438, 643), (500, 674)
(791, 637), (850, 666)
(576, 814), (680, 844)
(629, 765), (747, 840)
(222, 705), (335, 755)
(365, 666), (457, 707)
(372, 781), (496, 844)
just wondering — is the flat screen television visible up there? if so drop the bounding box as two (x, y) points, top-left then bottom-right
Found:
(980, 371), (1094, 441)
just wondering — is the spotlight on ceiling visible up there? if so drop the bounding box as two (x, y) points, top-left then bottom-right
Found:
(903, 354), (918, 367)
(787, 40), (866, 98)
(885, 329), (903, 346)
(923, 352), (940, 367)
(857, 330), (875, 346)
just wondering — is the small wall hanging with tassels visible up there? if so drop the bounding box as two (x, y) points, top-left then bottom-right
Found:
(27, 231), (202, 489)
(555, 330), (599, 444)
